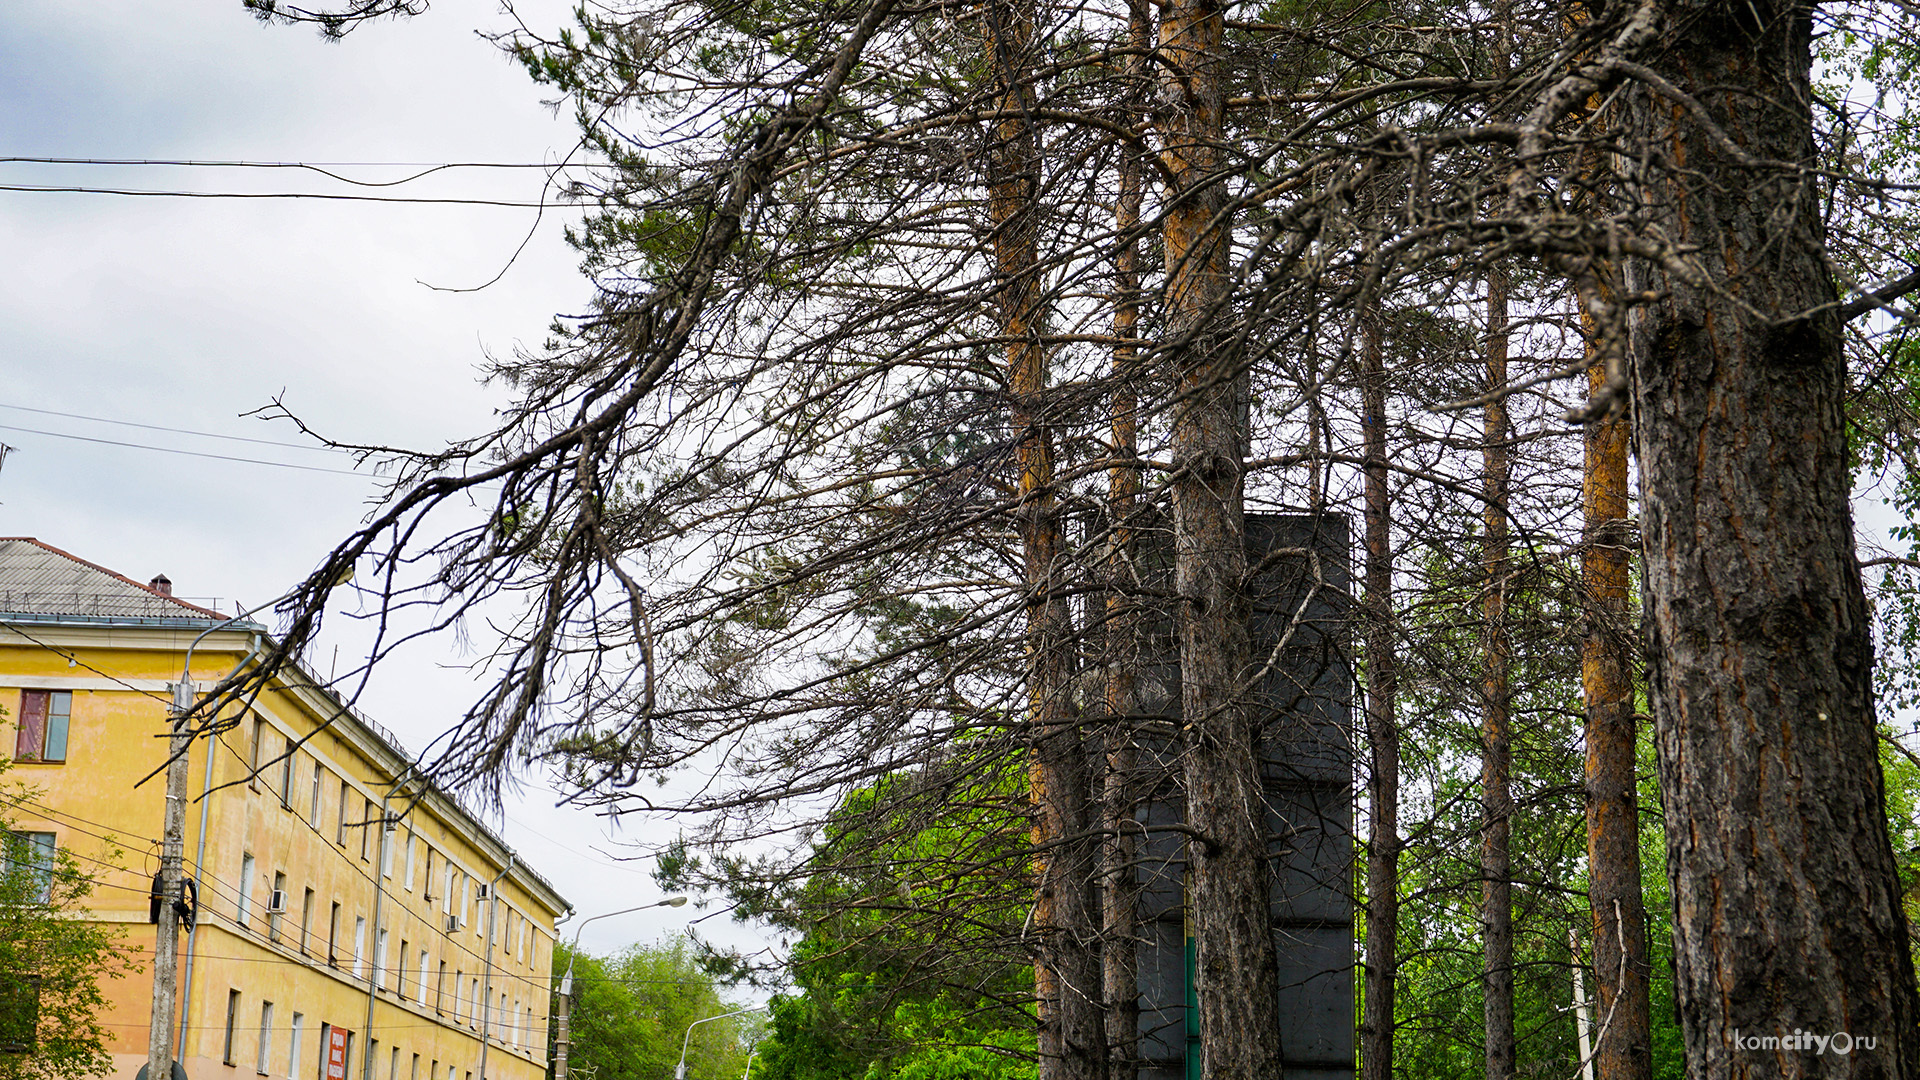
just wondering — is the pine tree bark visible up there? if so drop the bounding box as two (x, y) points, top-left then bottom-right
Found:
(1482, 267), (1515, 1080)
(1158, 0), (1284, 1072)
(1101, 7), (1152, 1072)
(1581, 313), (1652, 1080)
(1622, 1), (1920, 1075)
(988, 2), (1102, 1075)
(1360, 310), (1400, 1080)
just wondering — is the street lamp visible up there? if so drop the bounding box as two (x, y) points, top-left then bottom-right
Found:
(552, 897), (689, 1080)
(674, 1007), (761, 1080)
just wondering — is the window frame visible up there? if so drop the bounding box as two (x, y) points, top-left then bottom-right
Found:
(13, 690), (70, 764)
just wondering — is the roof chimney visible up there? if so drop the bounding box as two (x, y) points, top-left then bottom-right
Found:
(149, 574), (172, 596)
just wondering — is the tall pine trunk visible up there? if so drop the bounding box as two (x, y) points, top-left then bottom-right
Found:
(1482, 268), (1515, 1080)
(1360, 309), (1401, 1080)
(1157, 0), (1284, 1072)
(1101, 5), (1152, 1072)
(988, 3), (1103, 1075)
(1622, 1), (1920, 1074)
(1581, 308), (1652, 1080)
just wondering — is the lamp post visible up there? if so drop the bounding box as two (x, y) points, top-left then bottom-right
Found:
(552, 897), (688, 1080)
(674, 1007), (760, 1080)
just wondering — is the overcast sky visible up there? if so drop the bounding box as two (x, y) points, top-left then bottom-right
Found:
(0, 0), (767, 972)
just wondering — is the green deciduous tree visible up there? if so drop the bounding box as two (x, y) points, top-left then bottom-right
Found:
(0, 763), (137, 1080)
(551, 938), (754, 1080)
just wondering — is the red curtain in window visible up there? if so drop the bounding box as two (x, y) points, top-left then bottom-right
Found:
(14, 690), (47, 761)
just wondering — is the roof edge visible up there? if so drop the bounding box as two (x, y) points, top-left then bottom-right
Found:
(0, 537), (226, 619)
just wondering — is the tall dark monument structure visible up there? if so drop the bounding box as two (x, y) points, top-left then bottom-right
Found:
(1129, 513), (1355, 1080)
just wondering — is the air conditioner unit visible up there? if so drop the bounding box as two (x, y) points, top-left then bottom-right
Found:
(267, 889), (288, 914)
(446, 915), (462, 933)
(476, 884), (491, 900)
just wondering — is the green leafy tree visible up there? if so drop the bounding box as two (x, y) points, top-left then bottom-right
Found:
(721, 764), (1035, 1080)
(0, 761), (136, 1080)
(552, 938), (754, 1080)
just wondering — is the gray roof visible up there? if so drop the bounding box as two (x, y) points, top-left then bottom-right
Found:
(0, 537), (222, 622)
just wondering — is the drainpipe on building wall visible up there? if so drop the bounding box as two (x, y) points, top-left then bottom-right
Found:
(476, 855), (515, 1080)
(176, 633), (267, 1058)
(362, 773), (412, 1080)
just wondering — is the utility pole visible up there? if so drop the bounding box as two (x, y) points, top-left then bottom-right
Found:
(146, 676), (194, 1080)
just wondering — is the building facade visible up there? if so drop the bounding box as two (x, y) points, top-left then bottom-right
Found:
(0, 538), (570, 1080)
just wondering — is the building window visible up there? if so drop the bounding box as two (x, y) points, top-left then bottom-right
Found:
(359, 799), (372, 862)
(13, 690), (70, 763)
(248, 717), (265, 791)
(453, 972), (463, 1023)
(410, 1054), (419, 1080)
(353, 917), (366, 978)
(3, 831), (56, 901)
(422, 848), (434, 901)
(373, 928), (387, 989)
(223, 989), (241, 1065)
(403, 832), (416, 891)
(309, 764), (324, 826)
(435, 962), (446, 1014)
(397, 939), (410, 998)
(278, 736), (294, 809)
(257, 1001), (274, 1075)
(380, 822), (395, 878)
(441, 866), (454, 915)
(327, 902), (341, 965)
(337, 781), (351, 846)
(237, 853), (256, 927)
(289, 1013), (304, 1080)
(300, 889), (315, 955)
(268, 871), (287, 942)
(415, 951), (429, 1006)
(387, 1046), (398, 1080)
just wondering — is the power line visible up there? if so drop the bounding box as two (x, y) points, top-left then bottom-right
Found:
(0, 158), (578, 183)
(0, 423), (374, 476)
(0, 402), (349, 453)
(0, 184), (553, 208)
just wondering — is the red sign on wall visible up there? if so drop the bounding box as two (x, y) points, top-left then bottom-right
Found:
(325, 1027), (352, 1080)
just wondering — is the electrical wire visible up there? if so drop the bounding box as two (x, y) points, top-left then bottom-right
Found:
(0, 401), (350, 453)
(0, 423), (374, 476)
(0, 158), (580, 187)
(0, 184), (553, 207)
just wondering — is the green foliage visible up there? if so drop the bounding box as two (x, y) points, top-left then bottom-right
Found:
(670, 760), (1035, 1080)
(0, 762), (137, 1080)
(552, 938), (755, 1080)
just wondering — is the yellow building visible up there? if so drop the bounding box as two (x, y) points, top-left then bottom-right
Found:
(0, 538), (571, 1080)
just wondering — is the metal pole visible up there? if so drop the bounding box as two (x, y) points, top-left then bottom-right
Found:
(362, 778), (406, 1080)
(674, 1007), (758, 1080)
(477, 857), (513, 1080)
(178, 633), (266, 1057)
